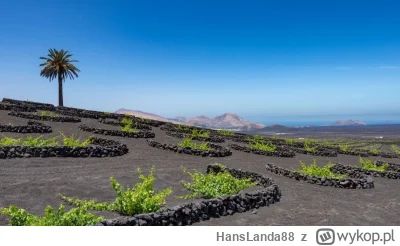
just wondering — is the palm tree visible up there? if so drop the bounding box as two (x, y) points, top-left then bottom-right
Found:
(40, 49), (80, 107)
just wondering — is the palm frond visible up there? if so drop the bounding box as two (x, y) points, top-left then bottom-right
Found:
(39, 48), (80, 82)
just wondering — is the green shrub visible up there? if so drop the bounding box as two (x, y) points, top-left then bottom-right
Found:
(139, 116), (149, 123)
(216, 129), (234, 136)
(178, 136), (212, 150)
(0, 135), (58, 147)
(391, 145), (400, 155)
(249, 141), (276, 152)
(0, 136), (20, 146)
(121, 124), (139, 133)
(191, 129), (209, 138)
(304, 139), (314, 146)
(120, 116), (139, 133)
(359, 157), (388, 172)
(339, 144), (352, 152)
(252, 134), (265, 142)
(60, 167), (172, 216)
(180, 164), (256, 199)
(177, 124), (190, 131)
(356, 146), (368, 151)
(304, 141), (317, 152)
(59, 132), (92, 147)
(41, 111), (47, 116)
(0, 204), (103, 226)
(294, 160), (347, 179)
(370, 149), (380, 155)
(21, 135), (59, 147)
(285, 138), (296, 145)
(121, 116), (133, 126)
(104, 112), (110, 115)
(0, 134), (92, 147)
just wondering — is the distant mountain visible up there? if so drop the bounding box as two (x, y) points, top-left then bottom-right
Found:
(330, 120), (366, 126)
(187, 113), (265, 130)
(114, 108), (181, 124)
(170, 116), (187, 123)
(114, 109), (265, 130)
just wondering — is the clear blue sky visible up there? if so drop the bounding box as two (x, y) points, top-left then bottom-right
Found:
(1, 0), (399, 125)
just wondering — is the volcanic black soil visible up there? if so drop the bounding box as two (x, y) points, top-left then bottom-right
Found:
(0, 110), (399, 226)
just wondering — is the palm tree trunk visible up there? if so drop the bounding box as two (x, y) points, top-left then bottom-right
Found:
(58, 73), (63, 107)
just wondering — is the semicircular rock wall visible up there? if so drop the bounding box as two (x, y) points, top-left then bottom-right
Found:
(96, 164), (282, 226)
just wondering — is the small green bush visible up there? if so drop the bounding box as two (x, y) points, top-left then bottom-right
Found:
(0, 204), (103, 226)
(120, 116), (139, 133)
(178, 136), (212, 150)
(22, 136), (59, 147)
(121, 116), (133, 126)
(60, 167), (172, 216)
(139, 116), (149, 123)
(249, 141), (276, 152)
(294, 160), (347, 179)
(391, 145), (400, 155)
(0, 136), (21, 146)
(304, 139), (314, 146)
(285, 138), (296, 145)
(0, 134), (92, 147)
(216, 129), (235, 136)
(104, 112), (110, 115)
(176, 124), (191, 131)
(370, 149), (380, 155)
(59, 132), (92, 147)
(252, 134), (265, 142)
(359, 157), (388, 172)
(304, 141), (317, 152)
(0, 135), (58, 147)
(339, 144), (352, 152)
(121, 124), (139, 133)
(191, 129), (209, 138)
(41, 111), (47, 116)
(180, 164), (256, 199)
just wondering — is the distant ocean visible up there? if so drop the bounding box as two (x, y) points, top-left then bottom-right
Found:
(260, 120), (400, 127)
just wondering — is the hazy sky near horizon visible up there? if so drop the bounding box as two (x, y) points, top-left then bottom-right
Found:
(1, 0), (400, 121)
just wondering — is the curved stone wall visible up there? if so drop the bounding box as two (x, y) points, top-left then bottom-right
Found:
(229, 143), (295, 157)
(97, 164), (281, 226)
(265, 163), (374, 189)
(147, 140), (232, 157)
(79, 125), (155, 138)
(8, 111), (81, 123)
(331, 163), (400, 180)
(0, 137), (128, 159)
(0, 121), (52, 133)
(98, 119), (152, 130)
(2, 98), (56, 111)
(0, 103), (37, 112)
(376, 160), (400, 173)
(165, 131), (225, 143)
(291, 147), (338, 157)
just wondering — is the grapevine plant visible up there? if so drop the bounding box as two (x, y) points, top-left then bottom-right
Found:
(180, 163), (256, 199)
(60, 166), (172, 216)
(0, 133), (93, 147)
(0, 204), (103, 226)
(294, 160), (347, 179)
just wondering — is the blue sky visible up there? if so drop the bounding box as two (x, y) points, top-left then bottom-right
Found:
(1, 0), (400, 125)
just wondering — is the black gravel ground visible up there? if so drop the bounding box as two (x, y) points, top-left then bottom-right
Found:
(0, 110), (399, 226)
